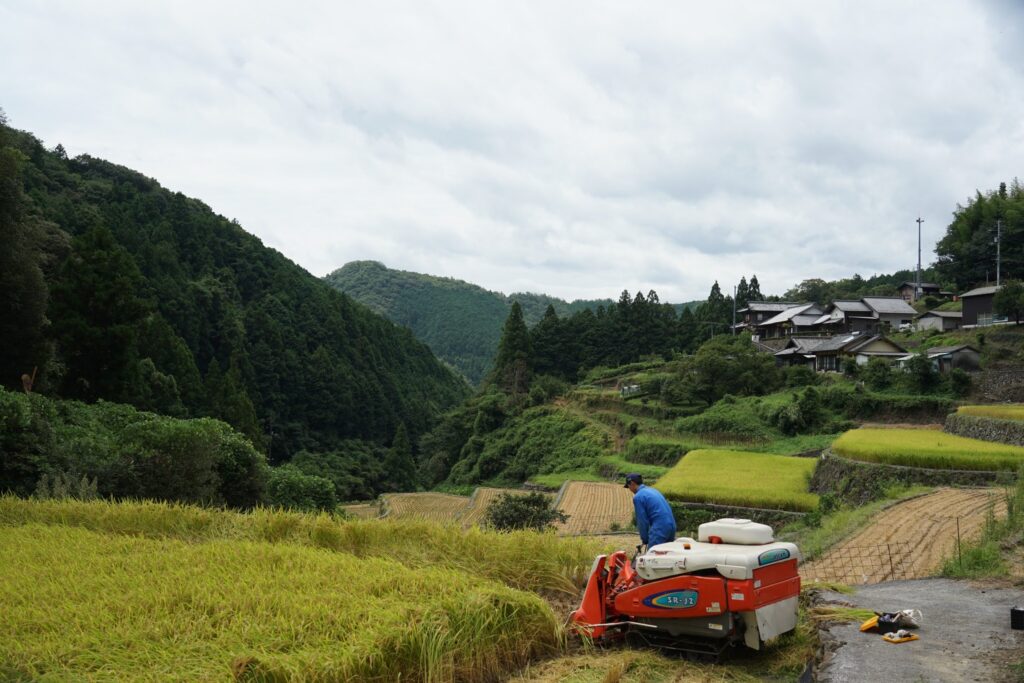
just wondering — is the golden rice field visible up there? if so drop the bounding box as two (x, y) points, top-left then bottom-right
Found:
(832, 428), (1024, 471)
(555, 482), (634, 534)
(340, 502), (380, 519)
(658, 450), (819, 512)
(957, 404), (1024, 422)
(382, 492), (470, 522)
(0, 497), (605, 682)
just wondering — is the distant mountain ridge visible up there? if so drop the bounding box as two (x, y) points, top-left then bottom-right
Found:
(324, 261), (700, 384)
(0, 122), (469, 462)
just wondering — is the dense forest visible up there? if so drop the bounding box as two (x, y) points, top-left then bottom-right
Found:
(0, 114), (468, 495)
(935, 180), (1024, 291)
(324, 260), (701, 384)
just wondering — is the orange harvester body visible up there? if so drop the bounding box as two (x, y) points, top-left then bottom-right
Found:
(571, 520), (802, 658)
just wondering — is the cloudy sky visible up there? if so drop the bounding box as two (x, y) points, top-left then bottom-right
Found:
(2, 1), (1022, 302)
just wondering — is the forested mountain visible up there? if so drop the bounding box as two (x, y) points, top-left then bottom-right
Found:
(324, 260), (700, 384)
(0, 117), (469, 464)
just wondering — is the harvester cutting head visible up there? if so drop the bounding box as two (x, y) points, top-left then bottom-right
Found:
(570, 518), (801, 659)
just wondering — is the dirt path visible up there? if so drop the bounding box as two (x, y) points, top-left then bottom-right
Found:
(803, 487), (1008, 584)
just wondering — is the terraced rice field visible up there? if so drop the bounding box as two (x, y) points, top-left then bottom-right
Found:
(957, 404), (1024, 421)
(802, 487), (1008, 585)
(382, 492), (469, 523)
(832, 428), (1024, 470)
(555, 482), (634, 534)
(460, 487), (536, 528)
(658, 450), (819, 512)
(341, 503), (380, 519)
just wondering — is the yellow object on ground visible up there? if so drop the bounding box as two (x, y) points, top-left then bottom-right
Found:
(859, 615), (879, 632)
(882, 632), (920, 644)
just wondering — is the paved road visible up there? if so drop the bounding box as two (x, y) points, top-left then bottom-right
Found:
(817, 579), (1024, 682)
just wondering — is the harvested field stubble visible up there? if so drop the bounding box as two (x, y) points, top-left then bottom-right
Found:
(555, 482), (634, 534)
(383, 492), (469, 522)
(0, 524), (560, 682)
(658, 449), (819, 512)
(461, 487), (538, 528)
(832, 428), (1024, 470)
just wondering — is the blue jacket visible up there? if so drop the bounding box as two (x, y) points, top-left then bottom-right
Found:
(633, 485), (676, 547)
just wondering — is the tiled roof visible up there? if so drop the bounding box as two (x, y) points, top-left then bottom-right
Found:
(758, 303), (824, 327)
(741, 301), (799, 313)
(918, 310), (962, 318)
(831, 300), (872, 313)
(862, 297), (917, 316)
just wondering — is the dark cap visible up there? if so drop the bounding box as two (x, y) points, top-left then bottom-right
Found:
(624, 473), (643, 488)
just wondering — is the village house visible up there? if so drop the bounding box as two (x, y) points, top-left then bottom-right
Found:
(733, 301), (799, 332)
(810, 300), (878, 335)
(897, 281), (942, 302)
(774, 333), (908, 372)
(754, 303), (825, 339)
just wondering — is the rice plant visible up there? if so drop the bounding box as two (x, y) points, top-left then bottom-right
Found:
(0, 524), (560, 682)
(957, 404), (1024, 422)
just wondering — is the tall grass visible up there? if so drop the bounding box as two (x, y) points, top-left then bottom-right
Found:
(0, 524), (560, 682)
(0, 497), (602, 595)
(957, 404), (1024, 422)
(657, 450), (819, 512)
(832, 428), (1024, 471)
(942, 469), (1023, 578)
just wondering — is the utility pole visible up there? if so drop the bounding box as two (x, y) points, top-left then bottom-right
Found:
(915, 217), (924, 301)
(996, 219), (1002, 287)
(732, 285), (737, 335)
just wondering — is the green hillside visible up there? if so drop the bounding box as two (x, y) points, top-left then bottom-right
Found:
(0, 123), (469, 462)
(323, 261), (623, 384)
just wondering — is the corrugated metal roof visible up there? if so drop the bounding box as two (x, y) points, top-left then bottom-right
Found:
(961, 285), (1001, 298)
(832, 300), (872, 313)
(926, 345), (979, 355)
(862, 297), (917, 315)
(919, 310), (962, 318)
(741, 301), (799, 312)
(758, 303), (824, 327)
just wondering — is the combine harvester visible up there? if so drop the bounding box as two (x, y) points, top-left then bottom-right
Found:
(571, 518), (801, 659)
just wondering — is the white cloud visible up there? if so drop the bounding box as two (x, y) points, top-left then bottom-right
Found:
(2, 0), (1022, 301)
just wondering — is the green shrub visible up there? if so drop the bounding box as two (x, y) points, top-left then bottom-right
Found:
(484, 492), (568, 531)
(675, 399), (773, 441)
(624, 436), (688, 465)
(785, 365), (819, 387)
(265, 465), (338, 512)
(862, 358), (893, 390)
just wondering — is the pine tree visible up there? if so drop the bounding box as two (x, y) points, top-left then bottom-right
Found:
(735, 276), (750, 310)
(748, 275), (763, 302)
(385, 423), (417, 491)
(491, 302), (532, 395)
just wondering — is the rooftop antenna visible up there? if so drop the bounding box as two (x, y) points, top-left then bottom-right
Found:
(915, 217), (924, 301)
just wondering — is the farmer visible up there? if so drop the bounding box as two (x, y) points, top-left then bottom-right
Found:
(624, 473), (676, 549)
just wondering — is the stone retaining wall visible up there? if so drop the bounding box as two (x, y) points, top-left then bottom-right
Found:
(944, 411), (1024, 447)
(809, 450), (1012, 506)
(972, 369), (1024, 403)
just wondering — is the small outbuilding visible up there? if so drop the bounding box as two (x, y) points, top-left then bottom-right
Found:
(897, 344), (981, 372)
(960, 285), (1002, 326)
(916, 310), (962, 332)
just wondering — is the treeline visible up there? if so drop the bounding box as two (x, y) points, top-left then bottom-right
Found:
(0, 115), (468, 470)
(0, 386), (411, 509)
(323, 260), (618, 384)
(935, 180), (1024, 291)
